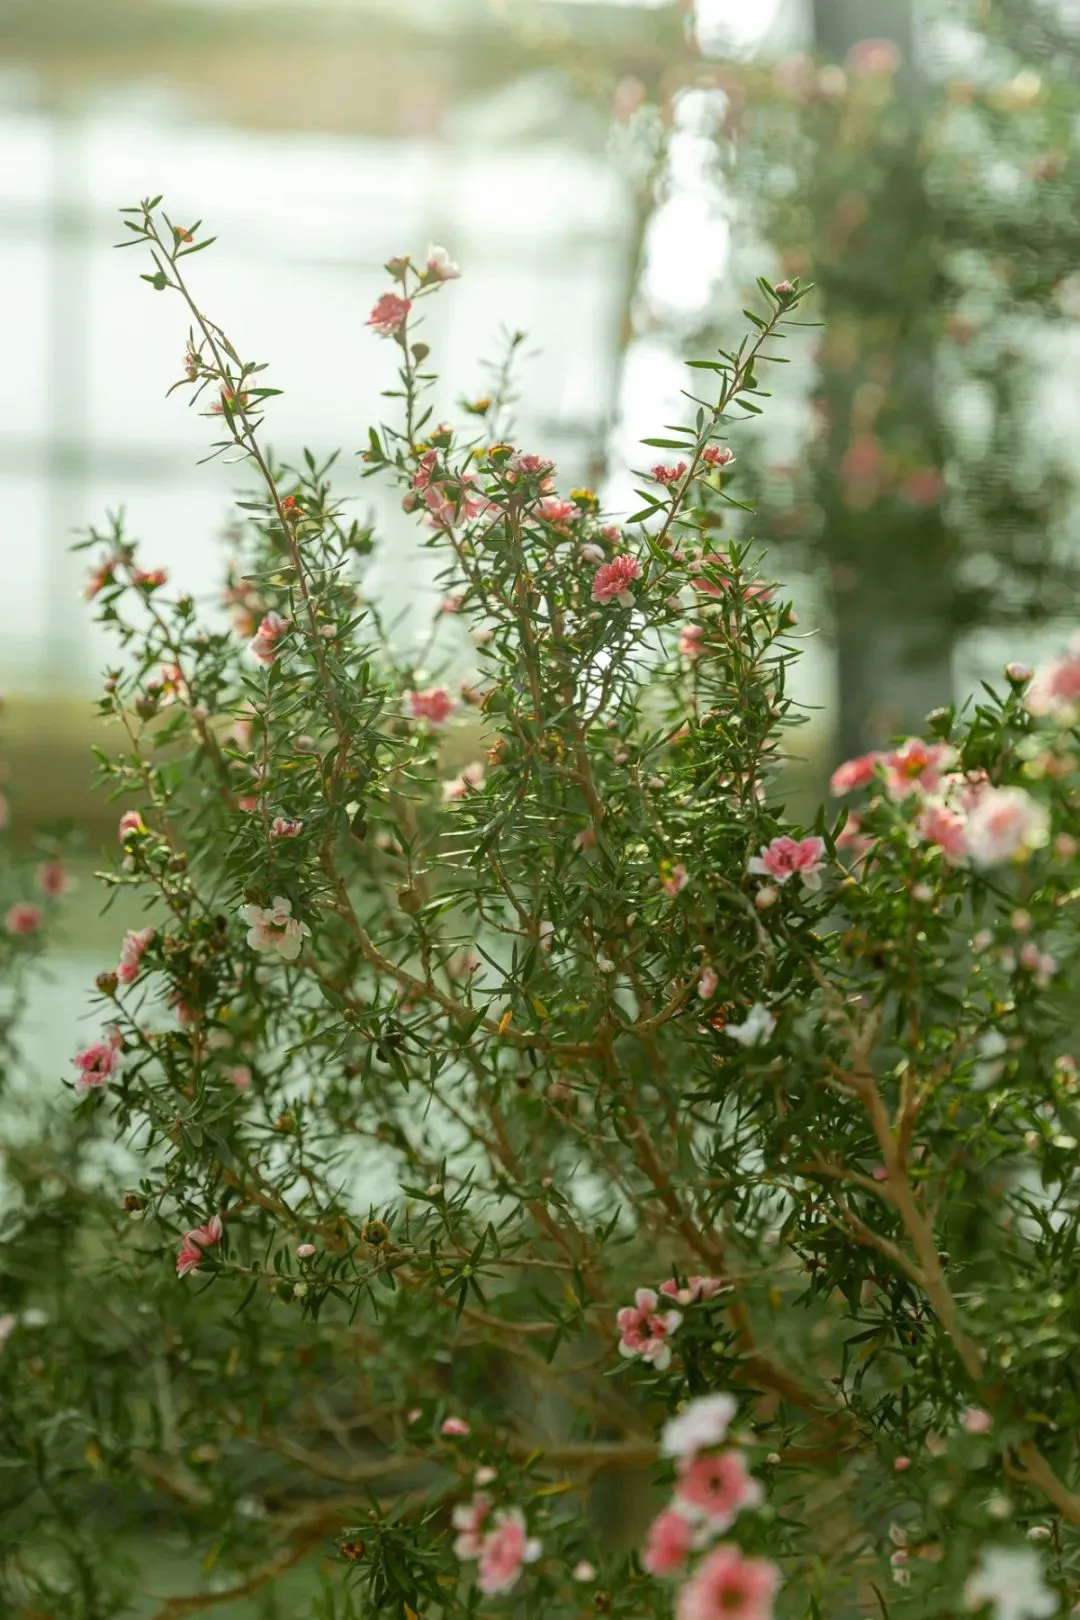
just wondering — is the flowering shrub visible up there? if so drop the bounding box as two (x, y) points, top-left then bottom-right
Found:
(4, 200), (1080, 1616)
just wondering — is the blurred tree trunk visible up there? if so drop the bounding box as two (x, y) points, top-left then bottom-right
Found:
(812, 0), (956, 759)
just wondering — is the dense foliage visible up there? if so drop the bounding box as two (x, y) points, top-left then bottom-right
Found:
(3, 199), (1080, 1620)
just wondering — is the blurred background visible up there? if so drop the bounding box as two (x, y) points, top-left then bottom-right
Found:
(5, 0), (1080, 969)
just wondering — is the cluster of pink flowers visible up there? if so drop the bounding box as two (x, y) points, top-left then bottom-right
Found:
(453, 1494), (542, 1596)
(239, 896), (310, 963)
(617, 1276), (724, 1370)
(641, 1395), (779, 1620)
(117, 926), (154, 986)
(176, 1214), (223, 1277)
(1026, 636), (1080, 723)
(747, 834), (826, 893)
(248, 611), (289, 666)
(73, 1025), (123, 1096)
(406, 447), (489, 531)
(592, 554), (642, 608)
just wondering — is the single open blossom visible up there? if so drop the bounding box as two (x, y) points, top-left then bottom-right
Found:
(83, 555), (119, 600)
(117, 926), (154, 986)
(616, 1288), (683, 1370)
(239, 896), (310, 962)
(660, 1276), (724, 1308)
(443, 762), (485, 803)
(426, 244), (460, 281)
(963, 1547), (1058, 1620)
(536, 495), (575, 525)
(643, 1507), (695, 1575)
(5, 902), (42, 936)
(1026, 637), (1080, 721)
(680, 624), (706, 659)
(698, 965), (718, 1000)
(441, 1415), (471, 1437)
(406, 686), (455, 726)
(118, 810), (146, 839)
(662, 1393), (737, 1458)
(830, 751), (883, 796)
(674, 1449), (762, 1532)
(676, 1545), (781, 1620)
(962, 1407), (994, 1435)
(367, 292), (411, 335)
(73, 1026), (123, 1096)
(271, 817), (303, 838)
(916, 801), (969, 863)
(701, 445), (735, 469)
(848, 36), (903, 74)
(725, 1003), (776, 1047)
(592, 554), (642, 607)
(35, 858), (70, 898)
(248, 611), (289, 666)
(176, 1214), (223, 1278)
(228, 1065), (252, 1089)
(748, 834), (826, 890)
(965, 787), (1049, 868)
(652, 462), (687, 486)
(882, 738), (956, 799)
(477, 1508), (541, 1596)
(662, 863), (689, 896)
(452, 1492), (493, 1559)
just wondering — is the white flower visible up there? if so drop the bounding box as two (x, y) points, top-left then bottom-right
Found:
(725, 1002), (776, 1047)
(965, 787), (1049, 867)
(964, 1547), (1058, 1620)
(426, 244), (461, 281)
(239, 895), (311, 962)
(661, 1393), (737, 1459)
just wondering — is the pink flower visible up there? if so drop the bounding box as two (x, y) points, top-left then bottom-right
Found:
(830, 752), (883, 796)
(662, 1393), (737, 1458)
(674, 1450), (762, 1532)
(228, 1065), (252, 1089)
(73, 1026), (123, 1096)
(477, 1508), (541, 1596)
(296, 1242), (317, 1259)
(452, 1493), (493, 1559)
(698, 966), (718, 1001)
(5, 902), (42, 936)
(176, 1213), (223, 1277)
(961, 1407), (993, 1435)
(442, 762), (485, 803)
(248, 611), (289, 666)
(1019, 941), (1057, 979)
(592, 554), (642, 608)
(426, 245), (460, 281)
(510, 453), (555, 477)
(652, 462), (687, 486)
(642, 1507), (695, 1575)
(367, 292), (412, 336)
(680, 624), (706, 660)
(133, 566), (168, 589)
(406, 686), (455, 726)
(965, 787), (1049, 867)
(616, 1288), (683, 1371)
(899, 467), (944, 508)
(675, 1544), (781, 1620)
(701, 446), (735, 470)
(847, 37), (903, 74)
(441, 1416), (471, 1437)
(83, 555), (118, 600)
(660, 1277), (725, 1308)
(748, 835), (826, 891)
(35, 858), (70, 898)
(1027, 639), (1080, 721)
(662, 863), (689, 896)
(118, 810), (146, 839)
(271, 817), (304, 838)
(536, 495), (576, 525)
(117, 926), (155, 986)
(882, 738), (956, 799)
(916, 802), (969, 863)
(239, 896), (311, 962)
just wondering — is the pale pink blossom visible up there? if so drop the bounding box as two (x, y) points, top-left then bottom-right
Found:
(961, 1407), (993, 1435)
(676, 1543), (781, 1620)
(271, 817), (304, 838)
(1019, 941), (1057, 980)
(248, 611), (289, 666)
(406, 686), (455, 726)
(442, 762), (485, 803)
(239, 896), (310, 962)
(754, 885), (780, 910)
(118, 810), (146, 839)
(616, 1287), (683, 1371)
(536, 495), (576, 525)
(452, 1493), (493, 1559)
(176, 1213), (223, 1277)
(642, 1507), (695, 1575)
(35, 859), (70, 898)
(73, 1026), (123, 1096)
(660, 1276), (725, 1308)
(652, 462), (688, 486)
(1027, 638), (1080, 722)
(296, 1243), (317, 1259)
(882, 738), (956, 799)
(5, 902), (42, 936)
(748, 834), (826, 891)
(663, 863), (689, 897)
(830, 752), (883, 796)
(228, 1065), (252, 1089)
(426, 245), (460, 281)
(441, 1416), (471, 1437)
(680, 624), (707, 660)
(835, 813), (864, 850)
(367, 292), (411, 336)
(592, 554), (642, 607)
(662, 1394), (737, 1459)
(848, 37), (903, 74)
(916, 802), (969, 863)
(580, 542), (605, 564)
(674, 1449), (762, 1532)
(573, 1561), (597, 1582)
(477, 1508), (541, 1596)
(510, 453), (555, 477)
(117, 926), (155, 986)
(698, 966), (718, 1000)
(966, 787), (1049, 867)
